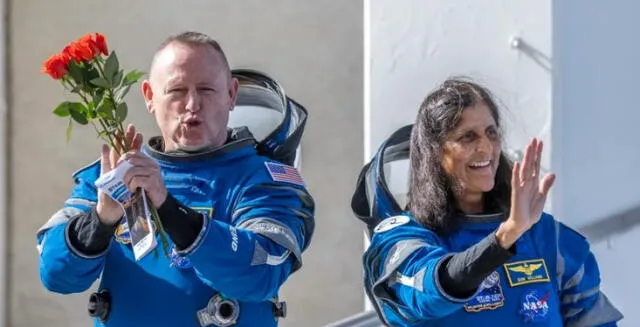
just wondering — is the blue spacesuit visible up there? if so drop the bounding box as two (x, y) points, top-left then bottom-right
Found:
(352, 125), (623, 327)
(364, 213), (622, 326)
(36, 70), (314, 327)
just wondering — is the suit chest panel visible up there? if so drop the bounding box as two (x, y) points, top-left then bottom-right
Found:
(161, 168), (243, 224)
(443, 230), (562, 325)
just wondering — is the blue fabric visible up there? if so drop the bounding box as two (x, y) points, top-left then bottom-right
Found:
(363, 213), (622, 327)
(37, 137), (315, 327)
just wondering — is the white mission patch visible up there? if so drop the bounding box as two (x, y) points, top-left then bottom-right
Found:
(374, 215), (410, 233)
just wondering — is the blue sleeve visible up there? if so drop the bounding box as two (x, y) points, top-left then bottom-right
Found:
(556, 222), (623, 327)
(176, 164), (315, 302)
(363, 216), (477, 325)
(37, 160), (109, 294)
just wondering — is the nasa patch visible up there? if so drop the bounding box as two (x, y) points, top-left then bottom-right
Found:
(519, 288), (550, 323)
(374, 216), (410, 233)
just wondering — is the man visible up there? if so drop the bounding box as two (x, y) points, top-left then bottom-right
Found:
(36, 31), (315, 327)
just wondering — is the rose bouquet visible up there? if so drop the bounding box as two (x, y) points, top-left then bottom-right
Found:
(42, 33), (170, 259)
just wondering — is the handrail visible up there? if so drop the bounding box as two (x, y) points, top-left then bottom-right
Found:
(323, 310), (382, 327)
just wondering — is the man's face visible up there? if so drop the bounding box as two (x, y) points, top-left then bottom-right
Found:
(142, 42), (238, 152)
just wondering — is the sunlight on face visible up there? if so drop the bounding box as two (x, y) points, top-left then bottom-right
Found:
(441, 103), (502, 198)
(142, 42), (238, 152)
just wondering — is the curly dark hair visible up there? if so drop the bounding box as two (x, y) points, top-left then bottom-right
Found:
(406, 78), (513, 235)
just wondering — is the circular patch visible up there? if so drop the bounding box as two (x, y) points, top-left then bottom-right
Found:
(374, 215), (410, 233)
(169, 245), (193, 269)
(464, 271), (505, 313)
(479, 271), (500, 290)
(114, 219), (131, 244)
(519, 288), (550, 323)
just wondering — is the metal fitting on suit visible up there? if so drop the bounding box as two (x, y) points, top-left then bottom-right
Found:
(197, 294), (240, 327)
(271, 297), (287, 319)
(87, 290), (111, 322)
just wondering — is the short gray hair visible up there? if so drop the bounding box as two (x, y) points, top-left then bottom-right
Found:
(155, 31), (231, 74)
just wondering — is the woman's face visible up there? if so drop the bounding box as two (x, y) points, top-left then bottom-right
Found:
(441, 103), (502, 197)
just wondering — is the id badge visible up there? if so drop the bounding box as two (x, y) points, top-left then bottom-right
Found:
(95, 161), (157, 260)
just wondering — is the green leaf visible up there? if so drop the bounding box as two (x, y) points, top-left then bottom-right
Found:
(113, 70), (124, 88)
(81, 85), (95, 96)
(53, 101), (71, 117)
(69, 110), (88, 125)
(90, 77), (111, 89)
(123, 70), (146, 86)
(67, 60), (84, 85)
(85, 101), (96, 119)
(96, 99), (114, 120)
(115, 84), (132, 102)
(93, 90), (104, 106)
(68, 102), (86, 111)
(87, 109), (97, 119)
(66, 119), (73, 143)
(84, 65), (100, 83)
(116, 102), (128, 123)
(68, 102), (89, 125)
(104, 51), (119, 83)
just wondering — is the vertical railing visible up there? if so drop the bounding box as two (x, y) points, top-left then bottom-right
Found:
(0, 0), (8, 323)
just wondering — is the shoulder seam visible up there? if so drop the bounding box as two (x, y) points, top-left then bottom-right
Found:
(71, 157), (100, 178)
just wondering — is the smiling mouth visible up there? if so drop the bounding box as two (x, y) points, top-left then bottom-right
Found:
(469, 160), (491, 169)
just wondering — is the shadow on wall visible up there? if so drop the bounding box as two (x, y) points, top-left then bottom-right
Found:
(577, 204), (640, 245)
(510, 36), (552, 72)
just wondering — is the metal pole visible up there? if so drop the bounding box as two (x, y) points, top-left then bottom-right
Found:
(0, 0), (8, 323)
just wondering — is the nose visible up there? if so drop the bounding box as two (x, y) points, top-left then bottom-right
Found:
(185, 89), (200, 113)
(476, 135), (492, 154)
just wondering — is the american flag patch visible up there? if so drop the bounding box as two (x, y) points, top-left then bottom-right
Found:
(265, 162), (305, 186)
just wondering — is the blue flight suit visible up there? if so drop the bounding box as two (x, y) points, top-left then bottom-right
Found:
(36, 128), (315, 327)
(352, 124), (623, 326)
(364, 212), (623, 326)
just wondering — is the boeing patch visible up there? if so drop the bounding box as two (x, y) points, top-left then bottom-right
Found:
(464, 271), (505, 312)
(374, 215), (410, 233)
(503, 259), (550, 287)
(169, 244), (193, 269)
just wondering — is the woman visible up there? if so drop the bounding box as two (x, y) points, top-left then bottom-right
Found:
(361, 79), (622, 326)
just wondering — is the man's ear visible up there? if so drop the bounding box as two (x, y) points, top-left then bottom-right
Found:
(141, 80), (154, 113)
(228, 77), (239, 112)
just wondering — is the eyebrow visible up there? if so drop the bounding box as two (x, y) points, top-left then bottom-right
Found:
(453, 124), (497, 136)
(163, 80), (217, 91)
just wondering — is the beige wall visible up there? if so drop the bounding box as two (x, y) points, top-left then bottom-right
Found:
(8, 1), (363, 326)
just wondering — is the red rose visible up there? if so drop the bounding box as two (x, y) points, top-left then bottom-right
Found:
(64, 40), (94, 62)
(75, 33), (109, 59)
(78, 34), (98, 57)
(61, 45), (74, 61)
(93, 33), (109, 56)
(42, 53), (70, 79)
